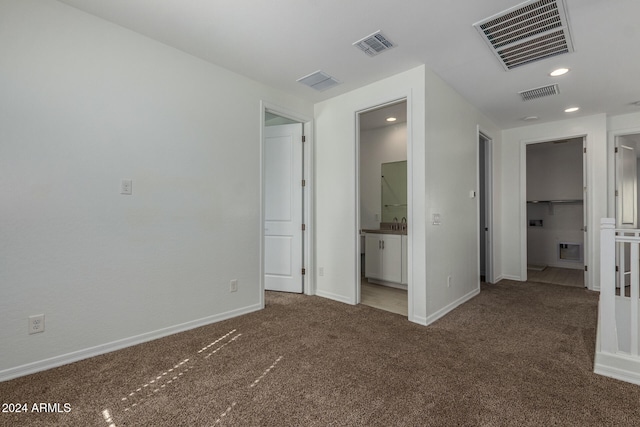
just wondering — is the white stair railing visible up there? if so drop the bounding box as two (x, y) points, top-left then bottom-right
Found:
(595, 218), (640, 385)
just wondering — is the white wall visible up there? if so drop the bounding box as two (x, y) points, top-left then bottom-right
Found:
(314, 66), (427, 321)
(501, 115), (607, 289)
(0, 0), (312, 379)
(526, 140), (583, 201)
(360, 124), (407, 230)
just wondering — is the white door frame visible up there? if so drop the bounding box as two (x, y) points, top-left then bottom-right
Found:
(354, 95), (413, 319)
(478, 129), (494, 283)
(259, 101), (314, 307)
(519, 134), (590, 288)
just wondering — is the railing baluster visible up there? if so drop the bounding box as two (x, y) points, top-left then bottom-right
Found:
(632, 241), (639, 356)
(620, 241), (627, 296)
(600, 218), (618, 353)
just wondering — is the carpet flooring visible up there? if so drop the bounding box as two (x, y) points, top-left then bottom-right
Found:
(1, 280), (640, 426)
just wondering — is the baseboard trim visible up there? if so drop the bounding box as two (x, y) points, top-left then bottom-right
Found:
(492, 274), (505, 283)
(499, 274), (523, 281)
(315, 289), (353, 305)
(424, 286), (481, 326)
(409, 314), (429, 326)
(594, 351), (640, 386)
(0, 303), (262, 383)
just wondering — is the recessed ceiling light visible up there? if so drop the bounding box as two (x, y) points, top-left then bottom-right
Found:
(550, 68), (570, 77)
(386, 117), (397, 122)
(564, 107), (579, 113)
(522, 116), (539, 121)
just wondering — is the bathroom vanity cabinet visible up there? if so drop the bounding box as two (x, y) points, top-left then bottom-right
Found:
(364, 233), (408, 285)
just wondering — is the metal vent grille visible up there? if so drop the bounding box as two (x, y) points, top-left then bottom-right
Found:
(519, 84), (559, 101)
(297, 70), (340, 91)
(473, 0), (574, 70)
(353, 31), (396, 57)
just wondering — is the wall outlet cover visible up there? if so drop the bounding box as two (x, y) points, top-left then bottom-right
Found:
(29, 314), (45, 335)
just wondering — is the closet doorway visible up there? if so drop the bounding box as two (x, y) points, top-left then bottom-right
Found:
(525, 137), (587, 288)
(357, 100), (409, 316)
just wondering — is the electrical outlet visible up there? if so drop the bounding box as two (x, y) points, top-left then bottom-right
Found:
(120, 179), (132, 195)
(28, 314), (45, 335)
(230, 279), (238, 292)
(319, 267), (324, 277)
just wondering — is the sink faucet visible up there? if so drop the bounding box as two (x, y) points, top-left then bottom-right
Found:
(393, 217), (398, 230)
(401, 217), (407, 231)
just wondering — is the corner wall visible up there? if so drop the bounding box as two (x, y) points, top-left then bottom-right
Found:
(314, 65), (502, 325)
(0, 0), (312, 379)
(423, 70), (502, 323)
(314, 66), (427, 320)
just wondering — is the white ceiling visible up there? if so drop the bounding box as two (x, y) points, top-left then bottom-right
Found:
(56, 0), (640, 129)
(360, 101), (407, 132)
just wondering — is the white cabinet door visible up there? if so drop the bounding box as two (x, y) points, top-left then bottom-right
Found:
(364, 233), (402, 283)
(401, 235), (408, 285)
(380, 234), (402, 283)
(365, 234), (382, 279)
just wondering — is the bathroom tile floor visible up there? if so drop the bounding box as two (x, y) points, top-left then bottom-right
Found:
(360, 279), (408, 316)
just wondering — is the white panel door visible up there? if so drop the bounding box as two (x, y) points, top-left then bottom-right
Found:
(379, 234), (402, 283)
(264, 123), (303, 293)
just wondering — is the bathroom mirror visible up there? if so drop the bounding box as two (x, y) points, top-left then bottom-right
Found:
(381, 160), (407, 222)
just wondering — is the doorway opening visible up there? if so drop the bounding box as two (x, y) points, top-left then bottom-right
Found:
(525, 137), (587, 288)
(479, 132), (494, 283)
(357, 99), (409, 316)
(260, 103), (313, 304)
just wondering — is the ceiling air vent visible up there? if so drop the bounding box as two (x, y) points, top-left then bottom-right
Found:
(353, 31), (396, 57)
(519, 84), (559, 101)
(297, 70), (340, 91)
(473, 0), (574, 70)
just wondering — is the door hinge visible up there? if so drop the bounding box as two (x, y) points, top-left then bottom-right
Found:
(616, 190), (619, 197)
(584, 265), (588, 272)
(302, 179), (306, 187)
(301, 268), (306, 275)
(615, 147), (619, 153)
(302, 224), (306, 231)
(583, 147), (587, 154)
(302, 135), (306, 143)
(616, 265), (619, 272)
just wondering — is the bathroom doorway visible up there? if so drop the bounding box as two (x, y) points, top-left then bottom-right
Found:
(357, 99), (409, 315)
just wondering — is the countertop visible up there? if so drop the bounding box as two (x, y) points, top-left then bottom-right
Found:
(361, 228), (407, 236)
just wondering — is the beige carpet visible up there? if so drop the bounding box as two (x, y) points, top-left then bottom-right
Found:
(1, 280), (640, 426)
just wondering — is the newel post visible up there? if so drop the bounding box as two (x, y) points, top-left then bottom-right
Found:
(600, 218), (617, 353)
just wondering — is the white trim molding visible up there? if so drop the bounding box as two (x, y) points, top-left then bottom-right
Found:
(0, 304), (261, 383)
